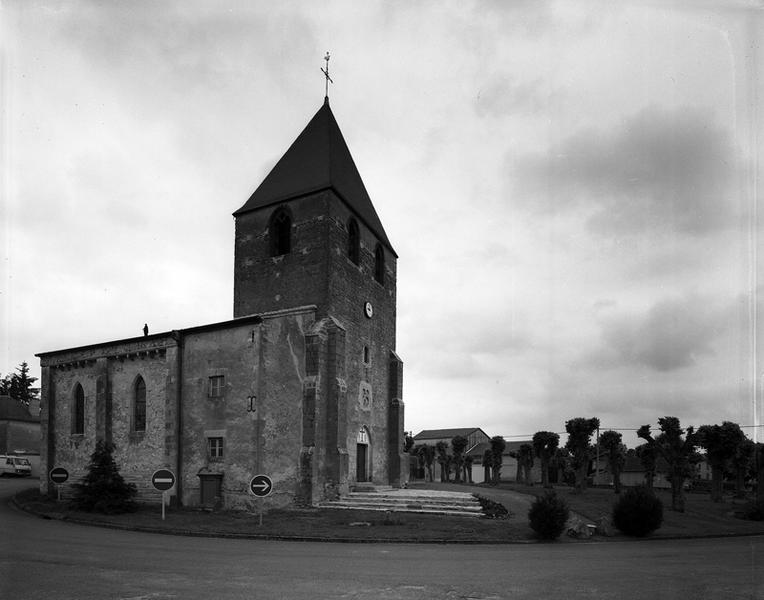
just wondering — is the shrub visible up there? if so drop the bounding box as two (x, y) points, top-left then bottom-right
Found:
(612, 485), (663, 537)
(475, 495), (510, 519)
(528, 491), (569, 540)
(70, 440), (138, 514)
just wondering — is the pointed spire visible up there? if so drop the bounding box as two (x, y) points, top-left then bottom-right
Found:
(234, 103), (396, 256)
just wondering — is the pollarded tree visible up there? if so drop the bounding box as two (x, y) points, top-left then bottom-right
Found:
(637, 417), (699, 512)
(490, 436), (506, 483)
(731, 438), (755, 499)
(565, 417), (600, 493)
(599, 430), (626, 494)
(435, 441), (450, 482)
(532, 431), (560, 488)
(697, 422), (746, 503)
(635, 443), (658, 490)
(70, 440), (137, 514)
(483, 448), (493, 483)
(463, 454), (474, 483)
(451, 435), (469, 483)
(754, 443), (764, 503)
(517, 443), (535, 486)
(417, 444), (436, 482)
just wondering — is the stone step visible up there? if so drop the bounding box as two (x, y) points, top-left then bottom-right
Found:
(319, 501), (482, 518)
(344, 493), (478, 507)
(319, 488), (484, 518)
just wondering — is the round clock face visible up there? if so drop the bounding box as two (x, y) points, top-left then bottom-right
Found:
(364, 301), (373, 319)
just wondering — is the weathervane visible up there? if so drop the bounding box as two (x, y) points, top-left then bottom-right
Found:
(321, 51), (333, 102)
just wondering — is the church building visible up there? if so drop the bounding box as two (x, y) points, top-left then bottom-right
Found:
(37, 98), (406, 509)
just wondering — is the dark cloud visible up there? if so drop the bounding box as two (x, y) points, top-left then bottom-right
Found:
(511, 106), (739, 237)
(589, 294), (733, 372)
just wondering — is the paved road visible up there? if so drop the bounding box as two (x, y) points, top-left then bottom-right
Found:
(2, 478), (763, 599)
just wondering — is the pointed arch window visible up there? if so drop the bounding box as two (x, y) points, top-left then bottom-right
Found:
(134, 376), (146, 433)
(347, 218), (360, 265)
(72, 383), (85, 435)
(269, 208), (292, 256)
(374, 244), (385, 285)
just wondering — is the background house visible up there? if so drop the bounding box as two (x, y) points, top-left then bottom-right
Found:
(411, 428), (489, 481)
(0, 395), (41, 476)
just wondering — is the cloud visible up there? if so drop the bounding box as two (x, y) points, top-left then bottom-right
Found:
(511, 106), (739, 237)
(589, 293), (733, 372)
(475, 77), (557, 118)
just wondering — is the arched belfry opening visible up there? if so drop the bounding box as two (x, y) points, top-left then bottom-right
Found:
(269, 207), (292, 256)
(356, 426), (371, 482)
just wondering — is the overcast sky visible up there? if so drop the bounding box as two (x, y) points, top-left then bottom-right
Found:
(2, 1), (762, 445)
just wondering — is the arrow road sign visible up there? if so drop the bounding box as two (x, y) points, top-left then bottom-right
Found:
(249, 474), (272, 497)
(151, 468), (176, 491)
(49, 467), (69, 484)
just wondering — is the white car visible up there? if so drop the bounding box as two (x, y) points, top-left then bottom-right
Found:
(0, 455), (32, 477)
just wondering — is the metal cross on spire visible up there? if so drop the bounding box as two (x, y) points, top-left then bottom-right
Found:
(321, 51), (333, 103)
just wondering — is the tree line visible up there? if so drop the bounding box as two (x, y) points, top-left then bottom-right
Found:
(409, 416), (764, 513)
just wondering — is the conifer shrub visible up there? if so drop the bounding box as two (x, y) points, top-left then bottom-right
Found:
(70, 440), (138, 514)
(612, 485), (663, 536)
(528, 491), (569, 540)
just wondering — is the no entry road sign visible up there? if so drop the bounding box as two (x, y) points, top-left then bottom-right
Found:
(49, 467), (69, 484)
(249, 474), (273, 497)
(151, 469), (176, 491)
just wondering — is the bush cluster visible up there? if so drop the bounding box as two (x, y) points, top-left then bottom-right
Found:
(475, 495), (509, 519)
(612, 485), (663, 537)
(528, 491), (569, 540)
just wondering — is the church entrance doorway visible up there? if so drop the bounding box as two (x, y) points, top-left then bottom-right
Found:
(356, 427), (370, 482)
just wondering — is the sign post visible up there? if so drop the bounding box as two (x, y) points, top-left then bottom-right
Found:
(49, 467), (69, 502)
(249, 474), (273, 526)
(151, 469), (176, 520)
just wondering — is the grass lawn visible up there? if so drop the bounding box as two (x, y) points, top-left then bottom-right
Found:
(483, 482), (764, 539)
(13, 485), (764, 542)
(12, 487), (536, 543)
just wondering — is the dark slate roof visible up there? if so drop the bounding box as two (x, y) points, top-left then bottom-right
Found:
(413, 428), (484, 440)
(0, 395), (39, 423)
(233, 101), (396, 256)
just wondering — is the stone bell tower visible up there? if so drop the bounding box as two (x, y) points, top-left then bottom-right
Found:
(232, 98), (406, 493)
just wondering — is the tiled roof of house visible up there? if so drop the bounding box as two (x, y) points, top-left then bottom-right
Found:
(233, 101), (395, 255)
(0, 395), (39, 423)
(466, 440), (533, 457)
(413, 428), (484, 440)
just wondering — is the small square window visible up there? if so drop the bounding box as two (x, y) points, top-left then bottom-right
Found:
(208, 375), (225, 398)
(208, 437), (224, 460)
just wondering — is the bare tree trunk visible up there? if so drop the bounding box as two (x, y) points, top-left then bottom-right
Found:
(671, 476), (686, 512)
(645, 471), (654, 490)
(541, 458), (550, 488)
(575, 462), (588, 493)
(613, 469), (622, 494)
(734, 470), (746, 499)
(710, 464), (724, 503)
